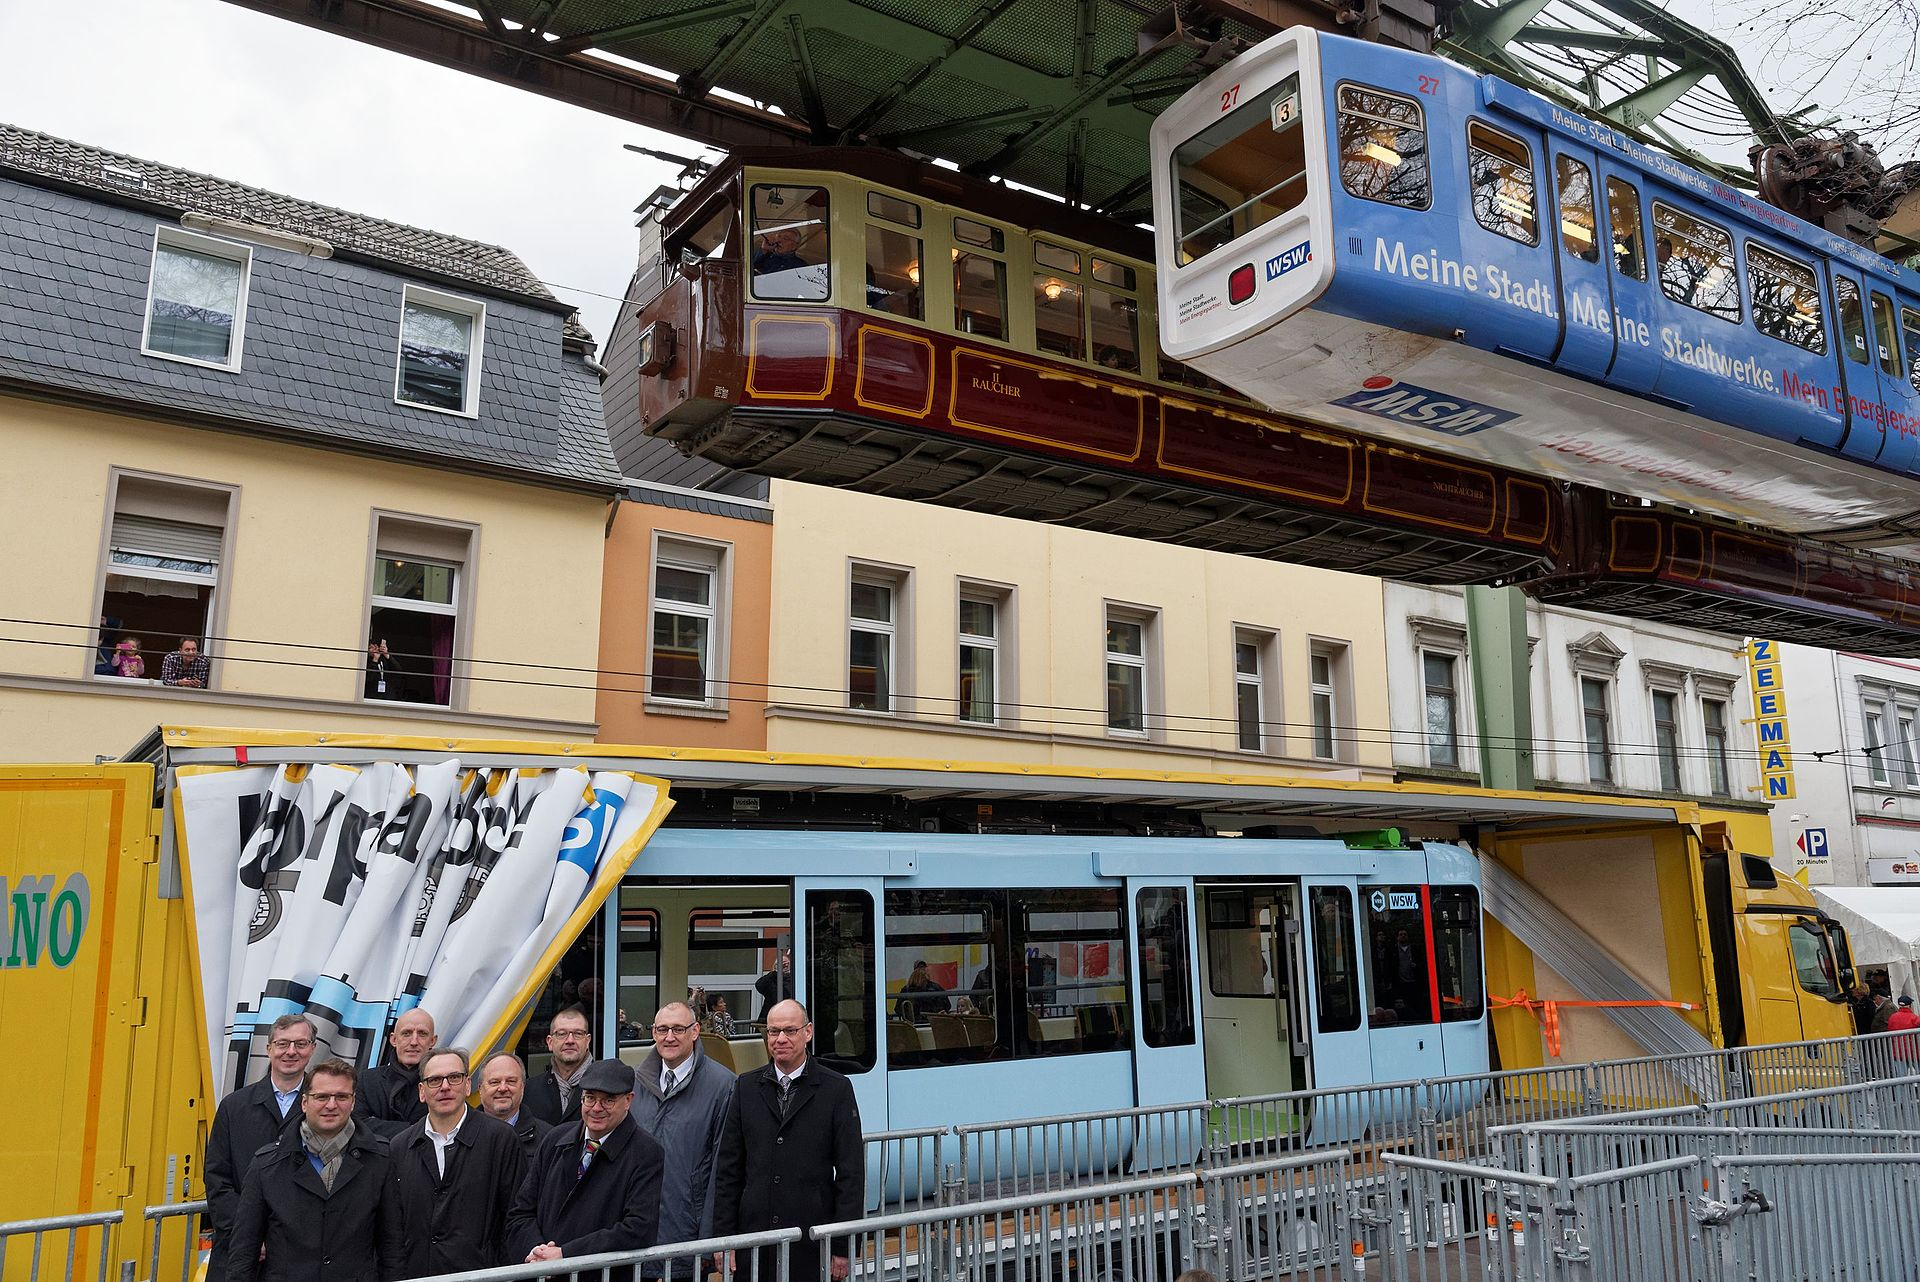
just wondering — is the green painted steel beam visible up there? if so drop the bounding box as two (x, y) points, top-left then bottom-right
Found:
(1466, 585), (1535, 792)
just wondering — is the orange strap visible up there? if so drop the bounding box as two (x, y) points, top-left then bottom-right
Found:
(1491, 989), (1701, 1056)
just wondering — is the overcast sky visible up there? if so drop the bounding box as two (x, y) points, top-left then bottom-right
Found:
(0, 0), (1902, 354)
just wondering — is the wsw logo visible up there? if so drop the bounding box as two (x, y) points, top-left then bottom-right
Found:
(1331, 377), (1520, 437)
(1265, 242), (1312, 280)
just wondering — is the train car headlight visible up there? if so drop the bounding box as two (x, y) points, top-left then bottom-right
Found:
(1228, 263), (1256, 305)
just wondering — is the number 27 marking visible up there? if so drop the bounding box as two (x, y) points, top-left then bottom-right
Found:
(1221, 84), (1241, 112)
(1416, 75), (1438, 95)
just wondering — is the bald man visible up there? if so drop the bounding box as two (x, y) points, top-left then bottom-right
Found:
(355, 1008), (436, 1138)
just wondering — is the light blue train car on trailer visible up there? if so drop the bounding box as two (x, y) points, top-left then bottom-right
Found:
(1152, 28), (1920, 546)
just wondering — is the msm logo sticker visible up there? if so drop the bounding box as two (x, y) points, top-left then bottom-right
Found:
(1265, 241), (1313, 280)
(1331, 377), (1521, 437)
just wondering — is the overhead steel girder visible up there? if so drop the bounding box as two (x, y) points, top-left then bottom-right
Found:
(218, 0), (809, 150)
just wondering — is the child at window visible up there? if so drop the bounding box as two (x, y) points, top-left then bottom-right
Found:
(111, 636), (145, 679)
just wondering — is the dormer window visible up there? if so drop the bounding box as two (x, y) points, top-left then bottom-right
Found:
(142, 227), (251, 371)
(395, 285), (485, 416)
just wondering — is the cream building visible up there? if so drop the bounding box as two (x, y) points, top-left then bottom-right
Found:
(0, 125), (620, 762)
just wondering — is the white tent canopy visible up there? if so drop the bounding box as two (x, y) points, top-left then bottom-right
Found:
(1814, 886), (1920, 1002)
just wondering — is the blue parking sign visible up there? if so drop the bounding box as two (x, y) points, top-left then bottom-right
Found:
(1800, 827), (1829, 861)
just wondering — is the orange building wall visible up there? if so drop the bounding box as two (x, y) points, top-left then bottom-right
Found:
(596, 497), (772, 750)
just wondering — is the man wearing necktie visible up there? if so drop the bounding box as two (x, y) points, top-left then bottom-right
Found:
(506, 1059), (664, 1281)
(712, 1000), (865, 1282)
(633, 1002), (736, 1257)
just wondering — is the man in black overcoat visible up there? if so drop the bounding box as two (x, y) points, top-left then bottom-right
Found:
(522, 1005), (591, 1126)
(506, 1059), (665, 1278)
(225, 1058), (406, 1282)
(477, 1051), (552, 1159)
(390, 1049), (526, 1277)
(712, 1000), (865, 1281)
(355, 1008), (435, 1138)
(205, 1015), (314, 1281)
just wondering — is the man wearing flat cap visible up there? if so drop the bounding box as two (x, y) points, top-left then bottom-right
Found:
(506, 1059), (665, 1277)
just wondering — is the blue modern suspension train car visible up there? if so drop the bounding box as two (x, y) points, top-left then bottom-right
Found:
(1150, 28), (1920, 547)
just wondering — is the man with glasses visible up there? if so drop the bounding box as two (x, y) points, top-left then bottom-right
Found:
(524, 1005), (592, 1126)
(226, 1058), (406, 1282)
(206, 1014), (315, 1282)
(355, 1008), (435, 1138)
(391, 1048), (524, 1277)
(633, 1002), (736, 1253)
(713, 1000), (864, 1282)
(507, 1059), (664, 1280)
(477, 1052), (551, 1159)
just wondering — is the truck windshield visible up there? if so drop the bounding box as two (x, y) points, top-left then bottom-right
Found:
(1171, 72), (1306, 266)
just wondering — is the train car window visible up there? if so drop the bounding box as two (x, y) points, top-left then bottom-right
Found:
(1652, 202), (1740, 322)
(688, 905), (790, 1033)
(1835, 278), (1869, 365)
(1788, 918), (1841, 1000)
(866, 191), (921, 228)
(1015, 888), (1131, 1056)
(1092, 258), (1135, 290)
(678, 198), (736, 262)
(1034, 274), (1085, 361)
(864, 224), (925, 320)
(1171, 71), (1311, 264)
(884, 888), (1004, 1068)
(1872, 291), (1901, 375)
(807, 890), (877, 1073)
(616, 900), (660, 1049)
(1364, 886), (1435, 1025)
(1605, 177), (1646, 280)
(1429, 888), (1484, 1023)
(1467, 122), (1538, 245)
(1205, 889), (1275, 998)
(1309, 887), (1362, 1033)
(749, 184), (830, 302)
(1135, 887), (1196, 1048)
(1035, 241), (1081, 274)
(1901, 306), (1920, 392)
(954, 217), (1009, 340)
(1747, 244), (1828, 354)
(1091, 291), (1141, 373)
(1555, 156), (1599, 262)
(1335, 83), (1430, 211)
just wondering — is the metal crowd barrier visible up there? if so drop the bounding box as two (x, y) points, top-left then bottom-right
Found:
(0, 1211), (122, 1282)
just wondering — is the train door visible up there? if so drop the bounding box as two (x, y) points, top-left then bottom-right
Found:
(1542, 143), (1614, 379)
(1123, 878), (1205, 1169)
(1360, 883), (1444, 1082)
(1456, 114), (1559, 363)
(792, 877), (887, 1134)
(1197, 883), (1309, 1103)
(1825, 265), (1885, 465)
(1589, 163), (1659, 391)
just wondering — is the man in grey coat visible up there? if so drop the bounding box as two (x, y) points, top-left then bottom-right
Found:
(632, 1002), (736, 1248)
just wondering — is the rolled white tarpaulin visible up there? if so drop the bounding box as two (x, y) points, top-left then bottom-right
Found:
(391, 769), (489, 1019)
(177, 764), (276, 1083)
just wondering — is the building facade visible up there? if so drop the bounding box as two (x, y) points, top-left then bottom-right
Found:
(0, 125), (621, 762)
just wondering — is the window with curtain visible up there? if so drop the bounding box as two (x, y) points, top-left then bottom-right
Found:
(368, 555), (458, 706)
(849, 576), (898, 712)
(144, 230), (250, 368)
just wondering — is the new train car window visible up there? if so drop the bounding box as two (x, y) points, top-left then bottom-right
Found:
(1364, 887), (1434, 1025)
(865, 193), (925, 321)
(1335, 84), (1430, 211)
(750, 184), (830, 302)
(1016, 888), (1131, 1056)
(1835, 278), (1869, 365)
(1606, 177), (1646, 280)
(1872, 291), (1901, 376)
(1467, 122), (1538, 245)
(884, 889), (1001, 1068)
(688, 905), (790, 1033)
(1653, 202), (1739, 322)
(1136, 887), (1196, 1048)
(1901, 306), (1920, 392)
(808, 890), (877, 1073)
(1091, 257), (1141, 373)
(1309, 887), (1362, 1033)
(1555, 156), (1598, 262)
(1430, 888), (1484, 1023)
(1034, 241), (1085, 361)
(1747, 245), (1827, 354)
(953, 217), (1008, 341)
(1170, 71), (1310, 265)
(616, 900), (660, 1048)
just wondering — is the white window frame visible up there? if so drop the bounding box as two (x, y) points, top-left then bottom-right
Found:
(1649, 684), (1685, 793)
(1702, 695), (1734, 796)
(363, 512), (475, 711)
(848, 563), (911, 715)
(393, 283), (487, 418)
(1863, 698), (1892, 786)
(956, 586), (1006, 727)
(367, 555), (461, 709)
(1105, 604), (1159, 741)
(1419, 649), (1464, 769)
(1232, 626), (1280, 754)
(647, 535), (731, 712)
(140, 226), (253, 373)
(1308, 639), (1349, 762)
(94, 469), (237, 686)
(1581, 676), (1615, 784)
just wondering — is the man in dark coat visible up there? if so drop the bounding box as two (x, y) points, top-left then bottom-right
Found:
(205, 1015), (314, 1281)
(354, 1008), (435, 1138)
(713, 1000), (865, 1281)
(226, 1058), (406, 1282)
(754, 949), (794, 1023)
(390, 1049), (526, 1277)
(506, 1059), (665, 1277)
(633, 1002), (735, 1248)
(477, 1051), (551, 1159)
(522, 1005), (591, 1126)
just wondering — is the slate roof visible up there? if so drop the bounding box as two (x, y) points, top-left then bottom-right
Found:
(0, 122), (564, 310)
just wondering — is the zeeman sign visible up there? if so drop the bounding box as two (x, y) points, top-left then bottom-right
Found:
(2, 872), (90, 969)
(1747, 639), (1795, 800)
